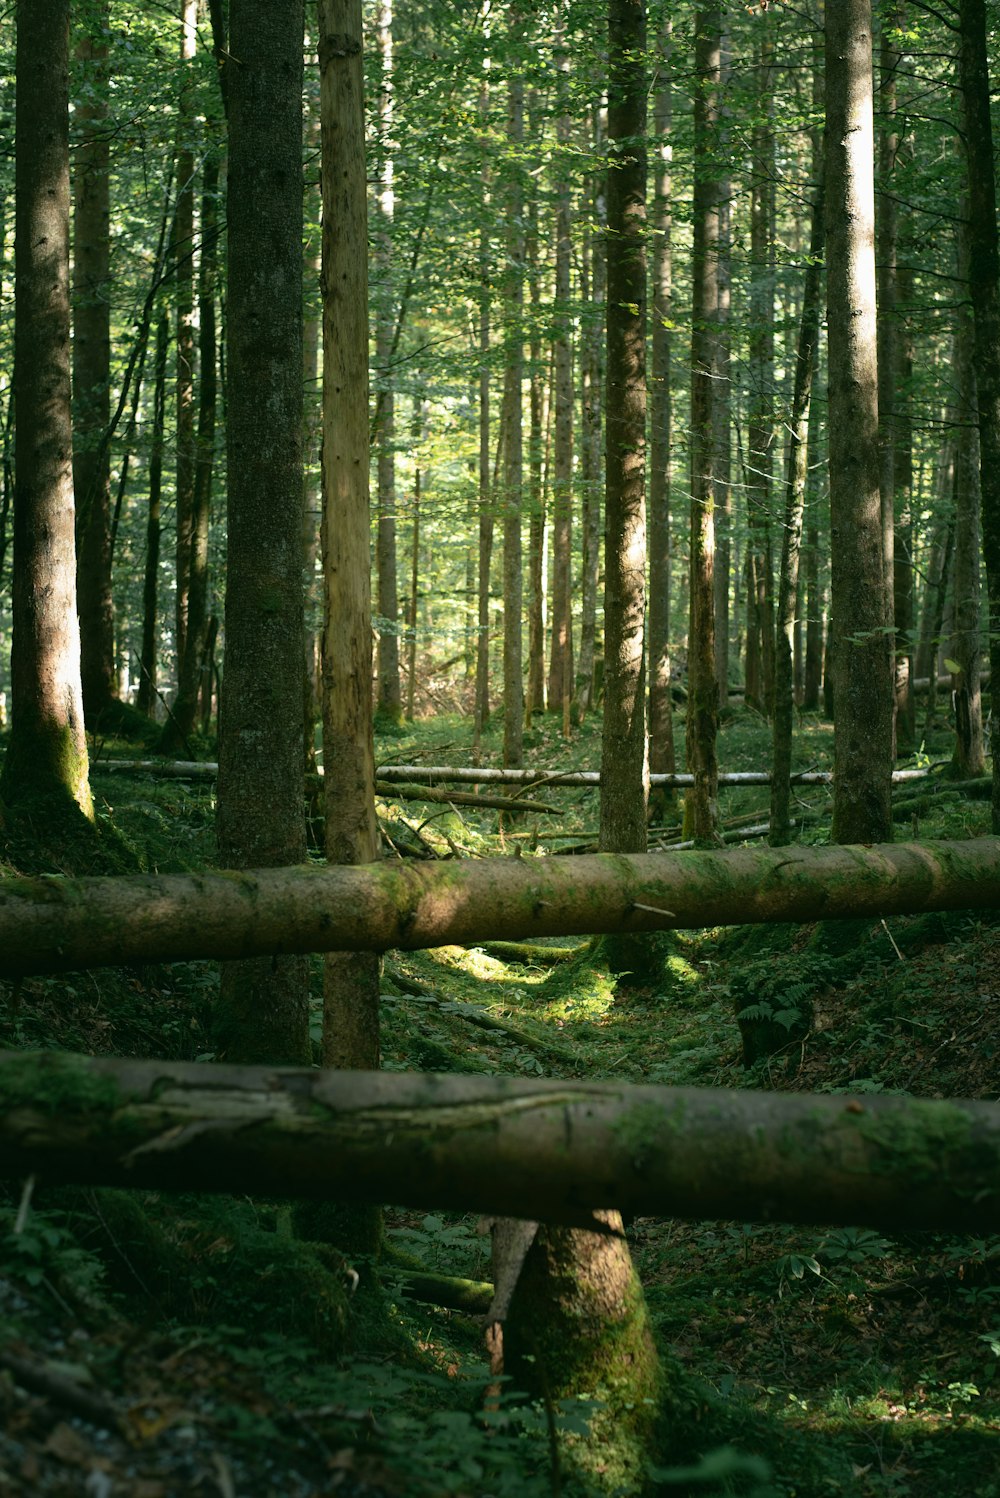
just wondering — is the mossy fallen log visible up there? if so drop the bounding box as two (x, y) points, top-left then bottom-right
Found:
(1, 838), (999, 978)
(3, 1052), (1000, 1232)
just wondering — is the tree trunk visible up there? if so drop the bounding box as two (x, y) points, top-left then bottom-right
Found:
(405, 399), (422, 723)
(600, 0), (648, 854)
(825, 0), (894, 844)
(1, 0), (92, 821)
(546, 7), (573, 724)
(685, 4), (722, 842)
(744, 30), (776, 719)
(472, 65), (493, 755)
(215, 0), (309, 1066)
(159, 151), (220, 752)
(5, 1052), (1000, 1235)
(957, 0), (1000, 832)
(374, 0), (402, 732)
(502, 9), (525, 770)
(770, 164), (824, 846)
(172, 0), (198, 680)
(73, 2), (116, 730)
(525, 147), (546, 718)
(574, 107), (605, 718)
(712, 34), (732, 709)
(318, 0), (381, 1070)
(136, 311), (169, 718)
(951, 215), (985, 777)
(648, 22), (676, 798)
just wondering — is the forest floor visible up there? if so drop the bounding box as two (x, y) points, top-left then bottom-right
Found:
(0, 704), (998, 1496)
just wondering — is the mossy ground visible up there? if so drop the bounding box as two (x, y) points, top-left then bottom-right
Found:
(1, 709), (998, 1494)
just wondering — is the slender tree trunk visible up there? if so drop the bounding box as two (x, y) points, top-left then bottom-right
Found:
(160, 151), (220, 751)
(525, 144), (546, 718)
(405, 400), (421, 723)
(137, 311), (169, 719)
(685, 5), (722, 842)
(374, 0), (402, 730)
(215, 0), (308, 1065)
(73, 2), (116, 730)
(745, 31), (776, 719)
(473, 64), (493, 756)
(957, 0), (1000, 832)
(546, 4), (573, 723)
(826, 0), (894, 844)
(648, 20), (676, 795)
(771, 165), (824, 845)
(1, 0), (92, 821)
(172, 0), (198, 679)
(600, 0), (648, 854)
(916, 499), (954, 733)
(712, 35), (732, 709)
(318, 0), (381, 1069)
(951, 222), (985, 776)
(502, 9), (525, 769)
(574, 107), (605, 717)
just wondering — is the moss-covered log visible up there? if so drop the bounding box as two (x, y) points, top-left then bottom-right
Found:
(1, 838), (999, 978)
(3, 1053), (1000, 1232)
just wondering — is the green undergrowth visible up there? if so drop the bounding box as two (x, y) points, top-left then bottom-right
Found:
(2, 711), (999, 1492)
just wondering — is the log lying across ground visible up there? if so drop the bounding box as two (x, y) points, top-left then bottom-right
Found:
(0, 838), (998, 977)
(2, 1052), (1000, 1233)
(93, 759), (937, 789)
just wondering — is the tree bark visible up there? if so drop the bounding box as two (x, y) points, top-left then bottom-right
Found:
(600, 0), (648, 855)
(825, 0), (894, 844)
(957, 0), (1000, 832)
(685, 4), (722, 842)
(318, 0), (381, 1070)
(951, 216), (985, 777)
(472, 63), (494, 755)
(136, 311), (169, 718)
(502, 7), (525, 770)
(574, 107), (605, 719)
(171, 0), (198, 679)
(215, 0), (308, 1066)
(374, 0), (402, 731)
(648, 21), (676, 800)
(5, 1053), (1000, 1234)
(2, 836), (998, 977)
(1, 0), (92, 821)
(770, 172), (824, 844)
(546, 4), (574, 724)
(73, 2), (116, 730)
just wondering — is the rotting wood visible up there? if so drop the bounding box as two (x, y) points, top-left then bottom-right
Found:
(3, 1052), (1000, 1232)
(1, 837), (999, 977)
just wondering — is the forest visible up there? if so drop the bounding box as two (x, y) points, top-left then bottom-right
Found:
(2, 0), (1000, 1492)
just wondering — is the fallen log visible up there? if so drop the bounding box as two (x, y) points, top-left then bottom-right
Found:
(2, 1052), (1000, 1233)
(1, 838), (998, 977)
(373, 780), (559, 815)
(93, 759), (937, 790)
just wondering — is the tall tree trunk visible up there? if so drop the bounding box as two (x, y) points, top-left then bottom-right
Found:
(648, 20), (676, 796)
(405, 400), (422, 723)
(685, 4), (722, 842)
(712, 33), (732, 710)
(502, 9), (525, 769)
(600, 0), (648, 855)
(374, 0), (402, 730)
(546, 3), (573, 723)
(318, 0), (381, 1069)
(1, 0), (92, 821)
(574, 106), (605, 717)
(160, 151), (220, 752)
(473, 62), (493, 756)
(137, 311), (169, 719)
(525, 139), (546, 718)
(951, 218), (985, 776)
(73, 2), (116, 730)
(172, 0), (198, 679)
(916, 498), (954, 733)
(215, 0), (308, 1065)
(957, 0), (1000, 832)
(745, 30), (776, 719)
(771, 165), (824, 846)
(826, 0), (893, 844)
